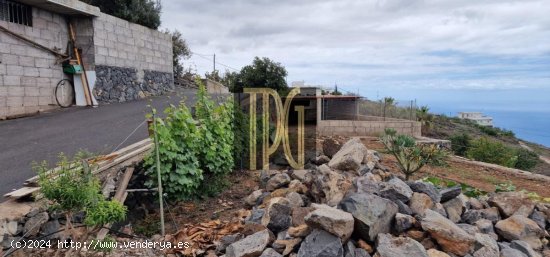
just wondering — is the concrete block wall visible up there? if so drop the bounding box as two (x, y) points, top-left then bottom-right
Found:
(0, 8), (69, 119)
(92, 13), (172, 73)
(317, 120), (422, 138)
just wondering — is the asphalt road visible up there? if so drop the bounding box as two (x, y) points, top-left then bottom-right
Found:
(0, 89), (198, 199)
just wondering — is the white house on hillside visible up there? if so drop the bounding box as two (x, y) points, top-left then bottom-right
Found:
(458, 112), (493, 126)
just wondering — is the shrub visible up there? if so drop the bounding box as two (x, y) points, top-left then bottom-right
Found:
(514, 148), (540, 171)
(145, 79), (235, 200)
(449, 133), (471, 156)
(381, 129), (447, 180)
(466, 137), (517, 168)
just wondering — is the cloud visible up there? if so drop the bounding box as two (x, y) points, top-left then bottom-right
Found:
(160, 0), (550, 92)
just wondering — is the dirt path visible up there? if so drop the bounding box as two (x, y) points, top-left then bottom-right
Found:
(519, 141), (550, 166)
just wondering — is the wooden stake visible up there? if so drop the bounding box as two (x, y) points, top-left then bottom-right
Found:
(68, 21), (92, 106)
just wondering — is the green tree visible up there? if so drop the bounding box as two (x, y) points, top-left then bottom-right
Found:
(167, 29), (192, 79)
(83, 0), (161, 29)
(230, 57), (288, 93)
(383, 97), (395, 120)
(416, 105), (434, 134)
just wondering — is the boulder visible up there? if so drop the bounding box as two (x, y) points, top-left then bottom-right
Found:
(462, 210), (484, 224)
(323, 138), (343, 158)
(328, 138), (368, 172)
(408, 182), (441, 203)
(379, 178), (413, 203)
(426, 249), (451, 257)
(226, 229), (274, 257)
(440, 186), (462, 203)
(495, 215), (544, 250)
(297, 229), (344, 257)
(409, 193), (434, 216)
(375, 233), (428, 257)
(528, 211), (546, 230)
(339, 193), (398, 242)
(310, 165), (351, 207)
(421, 209), (475, 256)
(488, 192), (535, 218)
(305, 204), (354, 241)
(266, 174), (291, 192)
(395, 213), (417, 233)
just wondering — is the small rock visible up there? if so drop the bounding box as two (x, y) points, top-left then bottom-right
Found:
(24, 212), (48, 237)
(323, 138), (343, 158)
(288, 180), (307, 194)
(288, 224), (311, 238)
(226, 229), (274, 257)
(433, 203), (447, 218)
(469, 198), (485, 210)
(246, 209), (265, 224)
(266, 174), (291, 192)
(5, 220), (18, 236)
(495, 215), (544, 250)
(290, 170), (310, 182)
(310, 165), (352, 206)
(260, 248), (283, 257)
(510, 240), (541, 257)
(474, 219), (495, 235)
(339, 193), (398, 241)
(375, 233), (428, 257)
(501, 248), (529, 257)
(443, 197), (464, 223)
(273, 238), (302, 256)
(262, 198), (292, 233)
(409, 193), (434, 216)
(395, 200), (413, 215)
(354, 175), (380, 195)
(305, 204), (354, 241)
(440, 186), (462, 203)
(246, 190), (264, 206)
(286, 192), (304, 208)
(292, 207), (315, 227)
(528, 211), (546, 230)
(40, 219), (60, 240)
(379, 178), (413, 203)
(480, 207), (501, 223)
(408, 181), (441, 203)
(217, 234), (245, 254)
(357, 239), (374, 254)
(421, 209), (475, 256)
(297, 229), (344, 257)
(395, 213), (416, 233)
(427, 249), (451, 257)
(473, 233), (499, 257)
(316, 155), (331, 165)
(462, 210), (484, 224)
(457, 223), (481, 236)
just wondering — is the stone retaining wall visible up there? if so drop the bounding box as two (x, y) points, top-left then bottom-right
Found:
(318, 119), (421, 137)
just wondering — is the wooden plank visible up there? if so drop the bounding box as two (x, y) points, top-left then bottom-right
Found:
(4, 187), (40, 199)
(25, 139), (152, 185)
(96, 191), (129, 240)
(113, 168), (134, 201)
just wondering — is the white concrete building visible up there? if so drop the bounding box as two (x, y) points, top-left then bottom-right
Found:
(458, 112), (493, 126)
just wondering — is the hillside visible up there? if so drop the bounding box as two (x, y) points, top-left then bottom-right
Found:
(424, 114), (550, 176)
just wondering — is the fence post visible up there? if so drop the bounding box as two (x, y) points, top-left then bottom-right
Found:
(152, 112), (165, 236)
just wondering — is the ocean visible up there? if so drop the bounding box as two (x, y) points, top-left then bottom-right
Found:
(364, 88), (550, 147)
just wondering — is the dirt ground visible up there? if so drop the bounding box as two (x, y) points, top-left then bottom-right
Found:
(360, 137), (550, 198)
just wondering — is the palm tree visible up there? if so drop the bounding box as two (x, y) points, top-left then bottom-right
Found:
(416, 105), (434, 135)
(383, 97), (395, 121)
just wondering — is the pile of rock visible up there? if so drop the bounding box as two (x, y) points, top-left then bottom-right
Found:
(216, 138), (550, 257)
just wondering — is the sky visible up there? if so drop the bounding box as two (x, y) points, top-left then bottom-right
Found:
(160, 0), (550, 96)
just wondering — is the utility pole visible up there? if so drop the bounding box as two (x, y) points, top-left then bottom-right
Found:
(213, 53), (216, 73)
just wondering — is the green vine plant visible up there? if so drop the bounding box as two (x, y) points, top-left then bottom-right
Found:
(380, 128), (447, 180)
(35, 152), (127, 256)
(144, 77), (235, 200)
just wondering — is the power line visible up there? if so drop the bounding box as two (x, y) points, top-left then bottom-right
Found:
(190, 51), (240, 72)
